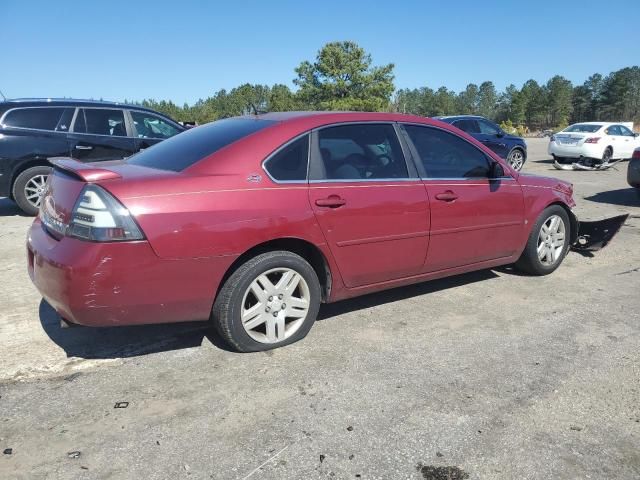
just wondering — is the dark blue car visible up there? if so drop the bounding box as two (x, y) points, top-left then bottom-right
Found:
(436, 115), (527, 171)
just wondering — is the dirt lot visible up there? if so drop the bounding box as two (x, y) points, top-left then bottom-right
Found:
(1, 138), (639, 479)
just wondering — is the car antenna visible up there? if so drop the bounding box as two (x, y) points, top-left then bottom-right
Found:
(0, 89), (6, 101)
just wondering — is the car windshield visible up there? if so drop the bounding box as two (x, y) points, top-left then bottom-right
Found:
(564, 124), (602, 133)
(127, 118), (276, 171)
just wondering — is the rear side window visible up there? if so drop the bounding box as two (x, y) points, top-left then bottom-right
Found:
(404, 125), (491, 178)
(74, 108), (127, 136)
(453, 119), (480, 134)
(128, 118), (276, 172)
(264, 135), (309, 181)
(2, 107), (71, 131)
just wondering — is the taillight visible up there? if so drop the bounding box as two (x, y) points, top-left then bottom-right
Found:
(67, 185), (145, 242)
(633, 149), (640, 159)
(584, 137), (600, 144)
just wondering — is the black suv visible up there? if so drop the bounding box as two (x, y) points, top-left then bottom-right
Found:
(0, 99), (185, 215)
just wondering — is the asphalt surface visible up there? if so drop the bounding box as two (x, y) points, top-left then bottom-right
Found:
(1, 138), (639, 480)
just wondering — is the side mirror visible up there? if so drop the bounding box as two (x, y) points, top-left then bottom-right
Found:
(496, 132), (505, 138)
(634, 132), (639, 138)
(489, 161), (505, 179)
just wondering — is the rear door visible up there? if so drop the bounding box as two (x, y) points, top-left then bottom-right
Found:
(402, 124), (524, 272)
(128, 110), (183, 152)
(308, 123), (430, 288)
(68, 108), (136, 162)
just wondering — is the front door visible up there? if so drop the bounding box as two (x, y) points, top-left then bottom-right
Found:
(402, 124), (525, 272)
(308, 123), (430, 288)
(476, 118), (510, 158)
(69, 108), (136, 162)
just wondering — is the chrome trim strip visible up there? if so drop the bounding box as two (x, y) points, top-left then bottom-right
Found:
(309, 178), (417, 184)
(261, 131), (311, 185)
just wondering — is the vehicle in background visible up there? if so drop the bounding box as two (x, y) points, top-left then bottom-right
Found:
(549, 122), (639, 171)
(0, 99), (185, 215)
(28, 112), (580, 352)
(628, 148), (640, 195)
(436, 115), (527, 171)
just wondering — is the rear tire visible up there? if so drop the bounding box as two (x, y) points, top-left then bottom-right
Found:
(212, 251), (321, 352)
(601, 147), (613, 165)
(515, 205), (571, 276)
(12, 166), (52, 216)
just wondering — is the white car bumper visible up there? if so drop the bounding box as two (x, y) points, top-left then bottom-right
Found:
(548, 141), (604, 159)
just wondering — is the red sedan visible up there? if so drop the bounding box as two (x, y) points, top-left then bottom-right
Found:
(27, 112), (577, 351)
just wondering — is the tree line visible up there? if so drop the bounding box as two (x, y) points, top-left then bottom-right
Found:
(132, 41), (640, 131)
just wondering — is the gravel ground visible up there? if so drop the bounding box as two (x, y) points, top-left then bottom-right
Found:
(0, 138), (638, 479)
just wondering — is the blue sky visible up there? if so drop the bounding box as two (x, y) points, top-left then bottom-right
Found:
(3, 0), (638, 105)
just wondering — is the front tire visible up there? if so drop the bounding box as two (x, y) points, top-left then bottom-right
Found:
(12, 166), (52, 216)
(515, 205), (570, 276)
(212, 251), (321, 352)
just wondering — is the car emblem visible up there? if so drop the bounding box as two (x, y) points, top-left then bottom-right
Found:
(247, 174), (262, 183)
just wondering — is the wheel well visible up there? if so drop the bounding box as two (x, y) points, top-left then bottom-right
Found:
(9, 159), (52, 200)
(217, 238), (332, 302)
(549, 202), (578, 244)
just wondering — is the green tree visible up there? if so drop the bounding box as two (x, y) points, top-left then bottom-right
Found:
(457, 83), (479, 114)
(545, 75), (573, 126)
(294, 41), (395, 111)
(477, 81), (497, 118)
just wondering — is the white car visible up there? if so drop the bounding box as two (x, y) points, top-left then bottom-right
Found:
(549, 122), (639, 164)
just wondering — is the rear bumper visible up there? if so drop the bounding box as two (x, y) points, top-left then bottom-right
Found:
(548, 142), (603, 159)
(27, 218), (233, 327)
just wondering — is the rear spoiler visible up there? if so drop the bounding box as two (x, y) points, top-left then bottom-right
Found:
(50, 157), (122, 182)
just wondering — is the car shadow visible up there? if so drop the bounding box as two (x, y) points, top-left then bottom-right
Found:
(38, 300), (234, 359)
(0, 197), (24, 217)
(318, 269), (499, 320)
(584, 188), (640, 207)
(531, 157), (555, 164)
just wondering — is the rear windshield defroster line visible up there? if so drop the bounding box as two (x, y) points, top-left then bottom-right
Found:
(127, 118), (276, 172)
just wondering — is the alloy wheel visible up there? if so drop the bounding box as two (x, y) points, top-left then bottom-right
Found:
(537, 215), (566, 266)
(508, 150), (524, 170)
(24, 174), (48, 209)
(240, 267), (310, 344)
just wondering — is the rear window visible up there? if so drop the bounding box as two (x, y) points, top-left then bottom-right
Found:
(564, 124), (602, 133)
(127, 118), (276, 171)
(1, 107), (72, 131)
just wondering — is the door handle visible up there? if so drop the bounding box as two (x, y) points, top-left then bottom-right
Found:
(435, 191), (458, 202)
(315, 196), (346, 208)
(75, 145), (93, 150)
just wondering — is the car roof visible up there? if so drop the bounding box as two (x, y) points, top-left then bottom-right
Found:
(254, 110), (431, 127)
(0, 98), (177, 118)
(436, 115), (488, 121)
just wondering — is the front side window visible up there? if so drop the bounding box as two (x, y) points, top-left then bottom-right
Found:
(264, 135), (309, 181)
(477, 119), (501, 135)
(618, 125), (634, 137)
(130, 111), (180, 139)
(128, 118), (276, 172)
(315, 124), (408, 180)
(2, 107), (69, 131)
(74, 108), (127, 136)
(404, 125), (491, 179)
